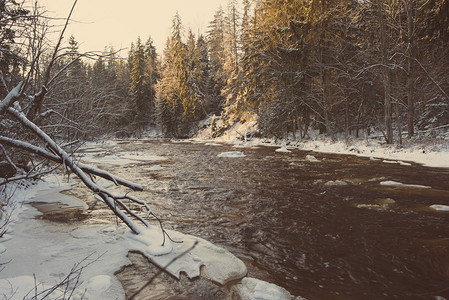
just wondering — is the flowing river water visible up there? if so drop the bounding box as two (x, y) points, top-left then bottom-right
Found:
(51, 139), (449, 299)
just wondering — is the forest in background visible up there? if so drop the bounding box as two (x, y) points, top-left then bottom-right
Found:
(1, 0), (449, 147)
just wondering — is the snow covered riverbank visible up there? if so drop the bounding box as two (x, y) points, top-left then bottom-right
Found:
(0, 171), (296, 299)
(195, 115), (449, 169)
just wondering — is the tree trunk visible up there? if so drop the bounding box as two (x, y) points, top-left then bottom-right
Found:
(378, 0), (393, 144)
(396, 100), (402, 145)
(406, 0), (415, 138)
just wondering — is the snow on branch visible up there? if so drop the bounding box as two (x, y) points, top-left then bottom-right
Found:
(0, 136), (143, 191)
(4, 107), (156, 235)
(0, 82), (23, 115)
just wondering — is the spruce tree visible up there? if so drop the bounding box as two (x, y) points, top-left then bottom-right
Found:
(128, 36), (159, 128)
(129, 37), (148, 126)
(155, 14), (186, 137)
(144, 37), (160, 122)
(207, 7), (227, 114)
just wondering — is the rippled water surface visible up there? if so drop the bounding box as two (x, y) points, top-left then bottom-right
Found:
(81, 139), (449, 299)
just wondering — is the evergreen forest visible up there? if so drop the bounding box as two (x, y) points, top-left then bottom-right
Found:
(1, 0), (449, 146)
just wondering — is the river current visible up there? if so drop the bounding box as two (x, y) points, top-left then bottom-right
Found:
(78, 139), (449, 299)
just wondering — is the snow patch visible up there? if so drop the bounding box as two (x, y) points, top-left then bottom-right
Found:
(275, 147), (292, 153)
(380, 181), (432, 189)
(126, 227), (173, 256)
(0, 276), (51, 300)
(86, 275), (112, 294)
(218, 151), (246, 158)
(382, 159), (412, 166)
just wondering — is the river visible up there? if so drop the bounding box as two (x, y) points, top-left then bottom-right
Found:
(74, 139), (449, 299)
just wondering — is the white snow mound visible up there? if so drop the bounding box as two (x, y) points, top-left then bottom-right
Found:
(275, 147), (291, 153)
(127, 227), (247, 285)
(235, 277), (293, 300)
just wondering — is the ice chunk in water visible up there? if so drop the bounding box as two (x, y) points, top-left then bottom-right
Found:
(235, 277), (294, 300)
(132, 228), (247, 285)
(430, 205), (449, 211)
(218, 151), (246, 158)
(306, 155), (319, 162)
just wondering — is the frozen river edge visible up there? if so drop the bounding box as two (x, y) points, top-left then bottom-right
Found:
(0, 174), (296, 300)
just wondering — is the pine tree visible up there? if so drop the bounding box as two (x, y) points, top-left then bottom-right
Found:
(155, 14), (187, 137)
(144, 37), (160, 122)
(0, 0), (30, 99)
(184, 30), (208, 125)
(155, 37), (178, 136)
(196, 34), (211, 108)
(129, 37), (148, 126)
(207, 7), (227, 113)
(128, 36), (160, 128)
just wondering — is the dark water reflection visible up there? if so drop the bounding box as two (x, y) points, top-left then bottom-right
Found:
(85, 139), (449, 299)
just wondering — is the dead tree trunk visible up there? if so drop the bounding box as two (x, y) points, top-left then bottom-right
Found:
(406, 0), (415, 138)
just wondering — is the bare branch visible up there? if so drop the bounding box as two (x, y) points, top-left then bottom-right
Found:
(0, 136), (143, 191)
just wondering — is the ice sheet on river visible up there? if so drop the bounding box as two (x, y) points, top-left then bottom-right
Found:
(81, 151), (167, 166)
(127, 227), (248, 285)
(217, 151), (246, 158)
(0, 175), (249, 299)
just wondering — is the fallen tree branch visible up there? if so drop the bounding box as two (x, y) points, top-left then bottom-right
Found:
(0, 136), (143, 191)
(6, 106), (151, 234)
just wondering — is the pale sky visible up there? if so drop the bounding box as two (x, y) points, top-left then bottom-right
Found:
(40, 0), (232, 56)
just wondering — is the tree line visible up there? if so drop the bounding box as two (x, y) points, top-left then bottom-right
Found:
(115, 0), (449, 144)
(1, 0), (449, 145)
(209, 0), (449, 144)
